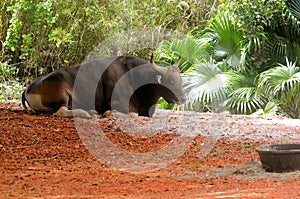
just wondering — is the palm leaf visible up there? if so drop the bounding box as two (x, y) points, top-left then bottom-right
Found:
(262, 31), (297, 67)
(209, 14), (245, 70)
(259, 58), (300, 118)
(183, 58), (227, 111)
(259, 58), (300, 98)
(262, 0), (300, 66)
(156, 35), (209, 72)
(251, 102), (278, 116)
(226, 72), (266, 114)
(286, 0), (300, 22)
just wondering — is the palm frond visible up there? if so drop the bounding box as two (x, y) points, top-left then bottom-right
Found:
(286, 0), (300, 24)
(227, 87), (264, 114)
(225, 72), (266, 114)
(183, 58), (227, 111)
(255, 1), (300, 69)
(259, 58), (300, 98)
(251, 102), (278, 116)
(156, 35), (210, 72)
(209, 14), (245, 70)
(263, 32), (296, 66)
(258, 58), (300, 118)
(282, 0), (300, 40)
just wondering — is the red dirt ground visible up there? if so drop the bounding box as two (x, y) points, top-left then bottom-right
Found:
(1, 102), (300, 198)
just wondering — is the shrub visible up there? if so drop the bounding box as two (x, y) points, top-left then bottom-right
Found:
(0, 62), (24, 101)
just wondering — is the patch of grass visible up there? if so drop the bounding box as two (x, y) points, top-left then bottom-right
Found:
(179, 162), (190, 169)
(192, 161), (201, 168)
(279, 140), (291, 144)
(240, 142), (254, 149)
(179, 161), (201, 169)
(214, 148), (224, 156)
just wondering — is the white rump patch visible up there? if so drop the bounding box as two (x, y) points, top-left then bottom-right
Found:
(25, 93), (51, 111)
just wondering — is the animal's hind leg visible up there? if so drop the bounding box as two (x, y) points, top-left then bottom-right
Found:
(46, 79), (92, 118)
(27, 72), (91, 118)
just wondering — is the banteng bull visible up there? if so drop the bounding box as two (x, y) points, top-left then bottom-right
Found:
(22, 55), (186, 118)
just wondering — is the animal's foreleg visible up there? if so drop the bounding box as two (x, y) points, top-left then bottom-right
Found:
(53, 106), (91, 118)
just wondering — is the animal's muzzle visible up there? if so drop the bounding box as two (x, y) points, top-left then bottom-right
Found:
(179, 95), (186, 104)
(175, 95), (186, 104)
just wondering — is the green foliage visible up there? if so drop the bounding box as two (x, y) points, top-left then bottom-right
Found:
(156, 35), (210, 72)
(0, 62), (24, 101)
(48, 28), (73, 48)
(156, 0), (300, 117)
(218, 0), (286, 70)
(259, 1), (300, 69)
(0, 0), (217, 77)
(183, 58), (227, 112)
(0, 0), (217, 101)
(209, 14), (246, 70)
(240, 142), (254, 149)
(252, 101), (278, 116)
(157, 13), (262, 114)
(219, 0), (284, 36)
(259, 58), (300, 118)
(173, 0), (300, 117)
(285, 0), (300, 32)
(226, 72), (266, 114)
(156, 98), (183, 111)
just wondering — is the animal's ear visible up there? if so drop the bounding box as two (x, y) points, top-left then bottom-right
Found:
(156, 75), (162, 84)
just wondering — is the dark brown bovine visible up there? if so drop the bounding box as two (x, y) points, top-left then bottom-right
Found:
(22, 55), (185, 118)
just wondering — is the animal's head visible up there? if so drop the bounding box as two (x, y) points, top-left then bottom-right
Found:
(150, 54), (186, 104)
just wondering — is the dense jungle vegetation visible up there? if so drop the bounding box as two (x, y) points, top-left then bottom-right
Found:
(2, 0), (300, 118)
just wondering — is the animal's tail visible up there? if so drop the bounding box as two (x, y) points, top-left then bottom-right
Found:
(22, 90), (32, 114)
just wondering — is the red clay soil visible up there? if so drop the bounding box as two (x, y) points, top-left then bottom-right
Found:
(1, 102), (300, 198)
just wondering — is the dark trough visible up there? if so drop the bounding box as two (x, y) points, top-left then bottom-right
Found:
(256, 144), (300, 172)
